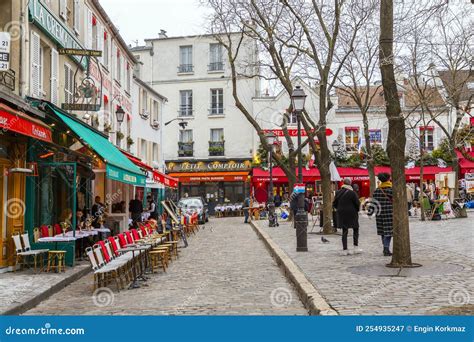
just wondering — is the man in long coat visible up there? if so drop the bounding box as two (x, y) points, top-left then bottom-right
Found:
(333, 178), (361, 255)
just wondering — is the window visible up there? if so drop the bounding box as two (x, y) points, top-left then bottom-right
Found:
(64, 63), (74, 104)
(287, 112), (297, 126)
(210, 129), (224, 142)
(179, 130), (193, 143)
(73, 0), (81, 33)
(85, 8), (92, 49)
(209, 43), (223, 71)
(151, 100), (159, 122)
(30, 31), (42, 98)
(179, 46), (193, 73)
(140, 139), (147, 160)
(141, 90), (148, 116)
(179, 90), (193, 116)
(92, 18), (98, 50)
(345, 127), (359, 152)
(126, 64), (131, 93)
(103, 32), (109, 68)
(152, 143), (159, 163)
(209, 129), (224, 156)
(420, 127), (434, 151)
(369, 129), (382, 144)
(210, 89), (224, 115)
(116, 51), (121, 83)
(50, 49), (59, 105)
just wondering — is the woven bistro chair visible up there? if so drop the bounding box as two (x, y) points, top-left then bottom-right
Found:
(13, 233), (48, 273)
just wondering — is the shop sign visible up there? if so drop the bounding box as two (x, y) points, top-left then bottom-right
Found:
(262, 128), (333, 137)
(0, 32), (10, 71)
(29, 0), (87, 69)
(167, 160), (252, 173)
(59, 48), (102, 57)
(293, 183), (306, 194)
(106, 164), (146, 186)
(0, 109), (52, 142)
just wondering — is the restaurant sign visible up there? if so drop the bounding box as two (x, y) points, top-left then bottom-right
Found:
(166, 160), (252, 173)
(29, 0), (87, 69)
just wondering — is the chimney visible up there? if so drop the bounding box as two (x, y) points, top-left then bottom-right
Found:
(159, 30), (168, 39)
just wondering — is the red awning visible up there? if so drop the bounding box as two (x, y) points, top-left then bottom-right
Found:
(419, 126), (434, 130)
(122, 151), (154, 172)
(168, 172), (248, 183)
(0, 103), (52, 142)
(153, 171), (178, 188)
(252, 165), (453, 183)
(456, 150), (474, 174)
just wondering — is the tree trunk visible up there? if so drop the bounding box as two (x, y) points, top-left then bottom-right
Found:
(419, 150), (426, 222)
(363, 113), (376, 195)
(450, 147), (460, 199)
(379, 0), (412, 267)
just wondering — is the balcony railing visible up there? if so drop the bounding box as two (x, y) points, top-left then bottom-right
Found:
(178, 141), (194, 157)
(0, 69), (15, 91)
(178, 106), (193, 117)
(209, 141), (225, 156)
(209, 106), (224, 115)
(208, 62), (224, 71)
(178, 64), (194, 73)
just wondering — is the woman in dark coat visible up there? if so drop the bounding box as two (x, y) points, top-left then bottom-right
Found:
(333, 178), (361, 255)
(368, 173), (394, 256)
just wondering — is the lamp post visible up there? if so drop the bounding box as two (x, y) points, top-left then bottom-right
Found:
(291, 86), (308, 252)
(116, 105), (125, 127)
(265, 132), (278, 227)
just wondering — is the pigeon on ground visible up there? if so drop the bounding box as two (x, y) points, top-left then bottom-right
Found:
(321, 236), (330, 243)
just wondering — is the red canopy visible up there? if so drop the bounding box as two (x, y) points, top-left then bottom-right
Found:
(252, 165), (453, 183)
(456, 150), (474, 174)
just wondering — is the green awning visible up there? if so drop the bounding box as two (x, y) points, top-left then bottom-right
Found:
(50, 106), (146, 186)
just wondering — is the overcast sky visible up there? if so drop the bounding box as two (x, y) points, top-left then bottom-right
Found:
(99, 0), (211, 46)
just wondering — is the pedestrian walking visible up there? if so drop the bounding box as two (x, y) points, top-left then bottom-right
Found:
(406, 183), (414, 216)
(243, 196), (250, 223)
(369, 173), (394, 256)
(333, 178), (361, 255)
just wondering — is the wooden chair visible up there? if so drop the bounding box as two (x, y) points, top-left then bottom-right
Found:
(149, 250), (167, 273)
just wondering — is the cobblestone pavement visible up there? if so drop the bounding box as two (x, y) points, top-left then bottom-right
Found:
(25, 218), (307, 315)
(0, 263), (89, 315)
(256, 214), (474, 315)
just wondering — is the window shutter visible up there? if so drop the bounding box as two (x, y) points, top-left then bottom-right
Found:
(60, 0), (67, 20)
(50, 49), (59, 105)
(74, 0), (81, 32)
(434, 127), (443, 149)
(30, 31), (41, 98)
(97, 24), (103, 63)
(85, 8), (92, 49)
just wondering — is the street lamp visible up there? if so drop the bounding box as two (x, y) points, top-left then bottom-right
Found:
(291, 85), (308, 252)
(332, 140), (340, 153)
(116, 106), (126, 125)
(265, 132), (278, 227)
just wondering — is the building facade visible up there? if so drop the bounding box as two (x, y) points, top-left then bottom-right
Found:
(132, 33), (259, 212)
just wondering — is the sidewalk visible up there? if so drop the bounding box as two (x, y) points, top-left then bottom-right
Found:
(252, 215), (473, 315)
(0, 262), (90, 315)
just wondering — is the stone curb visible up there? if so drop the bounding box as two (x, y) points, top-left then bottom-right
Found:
(2, 266), (91, 316)
(250, 221), (338, 316)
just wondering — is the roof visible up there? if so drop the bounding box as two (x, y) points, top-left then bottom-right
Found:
(89, 0), (138, 64)
(438, 69), (474, 103)
(144, 31), (242, 42)
(133, 76), (168, 102)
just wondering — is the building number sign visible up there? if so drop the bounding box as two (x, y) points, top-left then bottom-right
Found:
(0, 32), (11, 72)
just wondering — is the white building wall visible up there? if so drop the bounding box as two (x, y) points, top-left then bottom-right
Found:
(133, 34), (258, 162)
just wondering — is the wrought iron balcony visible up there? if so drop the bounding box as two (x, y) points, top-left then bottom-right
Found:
(178, 64), (194, 73)
(209, 141), (225, 156)
(208, 62), (224, 72)
(178, 141), (194, 157)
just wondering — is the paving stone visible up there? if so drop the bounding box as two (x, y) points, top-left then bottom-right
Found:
(24, 218), (307, 316)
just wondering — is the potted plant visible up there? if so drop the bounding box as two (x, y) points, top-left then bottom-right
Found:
(116, 132), (125, 140)
(104, 124), (112, 133)
(127, 136), (134, 146)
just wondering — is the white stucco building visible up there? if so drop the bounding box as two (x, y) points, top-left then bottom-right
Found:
(132, 32), (260, 211)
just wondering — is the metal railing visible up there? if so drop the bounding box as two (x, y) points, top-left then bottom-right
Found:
(178, 141), (194, 157)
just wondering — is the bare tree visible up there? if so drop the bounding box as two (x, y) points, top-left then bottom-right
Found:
(379, 0), (413, 267)
(204, 0), (311, 204)
(336, 17), (381, 195)
(400, 2), (473, 199)
(277, 0), (376, 233)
